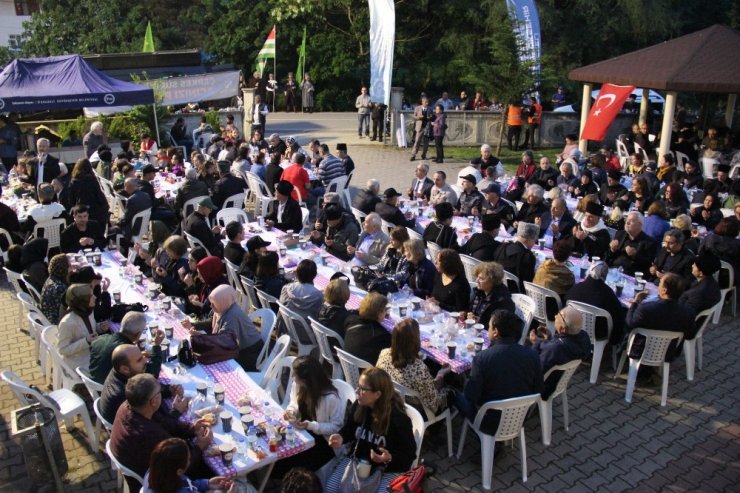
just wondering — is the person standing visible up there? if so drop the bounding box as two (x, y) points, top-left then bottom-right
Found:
(409, 95), (431, 161)
(371, 102), (386, 141)
(355, 87), (372, 138)
(284, 72), (298, 112)
(506, 101), (523, 151)
(523, 96), (542, 150)
(266, 72), (278, 110)
(301, 73), (315, 113)
(248, 94), (269, 135)
(431, 104), (447, 163)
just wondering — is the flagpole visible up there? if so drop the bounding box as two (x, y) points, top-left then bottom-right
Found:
(273, 56), (276, 113)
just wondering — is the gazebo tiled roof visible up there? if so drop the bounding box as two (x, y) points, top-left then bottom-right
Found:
(568, 25), (740, 94)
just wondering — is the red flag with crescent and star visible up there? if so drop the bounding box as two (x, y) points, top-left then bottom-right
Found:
(580, 84), (636, 141)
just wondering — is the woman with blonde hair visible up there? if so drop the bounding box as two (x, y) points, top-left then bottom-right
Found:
(470, 261), (514, 328)
(397, 238), (436, 298)
(326, 367), (416, 493)
(317, 277), (354, 339)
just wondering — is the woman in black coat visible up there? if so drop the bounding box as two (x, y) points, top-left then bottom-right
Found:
(68, 158), (110, 226)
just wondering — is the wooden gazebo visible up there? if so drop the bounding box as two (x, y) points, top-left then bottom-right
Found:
(568, 24), (740, 157)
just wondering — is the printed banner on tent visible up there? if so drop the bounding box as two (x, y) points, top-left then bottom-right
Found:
(581, 84), (636, 141)
(143, 71), (241, 106)
(368, 0), (395, 106)
(505, 0), (542, 76)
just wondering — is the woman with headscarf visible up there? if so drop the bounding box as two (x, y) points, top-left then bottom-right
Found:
(57, 284), (102, 371)
(183, 285), (263, 371)
(40, 254), (69, 325)
(188, 256), (228, 317)
(565, 261), (626, 346)
(21, 238), (49, 292)
(68, 266), (113, 323)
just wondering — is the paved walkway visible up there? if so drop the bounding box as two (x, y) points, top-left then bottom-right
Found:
(1, 114), (738, 492)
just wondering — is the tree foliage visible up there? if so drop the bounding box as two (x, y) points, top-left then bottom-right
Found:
(14, 0), (739, 111)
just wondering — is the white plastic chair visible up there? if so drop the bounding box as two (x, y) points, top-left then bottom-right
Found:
(183, 195), (208, 221)
(2, 370), (97, 451)
(700, 157), (719, 179)
(301, 206), (310, 229)
(460, 254), (481, 284)
(264, 356), (296, 408)
(246, 334), (291, 387)
(126, 208), (152, 246)
(308, 317), (345, 379)
(566, 300), (615, 383)
(0, 227), (14, 263)
(335, 348), (373, 390)
(615, 139), (631, 172)
(713, 260), (736, 323)
(633, 142), (649, 163)
(246, 172), (273, 217)
(537, 359), (581, 446)
(184, 232), (211, 256)
(406, 226), (423, 242)
(5, 267), (34, 308)
(674, 150), (690, 171)
(350, 207), (367, 228)
(393, 381), (455, 457)
(223, 192), (247, 210)
(106, 439), (144, 490)
(684, 306), (717, 382)
(41, 325), (83, 391)
(33, 217), (66, 254)
(278, 302), (318, 356)
(404, 403), (426, 467)
(256, 288), (278, 312)
(75, 366), (103, 399)
(24, 279), (42, 304)
(523, 281), (562, 336)
(93, 397), (114, 433)
(240, 276), (262, 312)
(326, 175), (348, 196)
(380, 219), (395, 236)
(216, 207), (249, 227)
(456, 394), (541, 488)
(503, 270), (521, 293)
(331, 379), (356, 407)
(615, 328), (683, 407)
(426, 242), (442, 265)
(511, 293), (536, 345)
(249, 308), (277, 371)
(25, 301), (50, 362)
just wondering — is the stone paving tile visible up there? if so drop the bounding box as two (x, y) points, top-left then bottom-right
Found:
(1, 128), (739, 491)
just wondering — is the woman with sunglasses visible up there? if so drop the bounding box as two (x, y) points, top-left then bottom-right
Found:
(326, 367), (416, 493)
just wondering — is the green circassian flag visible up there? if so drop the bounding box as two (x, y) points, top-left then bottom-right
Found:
(296, 27), (306, 83)
(142, 21), (155, 53)
(255, 25), (276, 76)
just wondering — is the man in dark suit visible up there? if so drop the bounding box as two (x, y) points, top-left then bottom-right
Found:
(212, 160), (247, 209)
(455, 309), (543, 434)
(407, 162), (433, 201)
(462, 213), (500, 261)
(117, 178), (152, 243)
(651, 228), (694, 284)
(409, 96), (431, 161)
(184, 196), (223, 256)
(492, 222), (538, 291)
(61, 204), (107, 253)
(375, 187), (415, 228)
(265, 180), (303, 233)
(263, 154), (284, 195)
(536, 197), (576, 242)
(679, 252), (722, 319)
(24, 138), (61, 187)
(606, 211), (656, 275)
(352, 179), (381, 215)
(423, 202), (460, 251)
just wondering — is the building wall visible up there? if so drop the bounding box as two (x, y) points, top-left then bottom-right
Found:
(0, 2), (30, 49)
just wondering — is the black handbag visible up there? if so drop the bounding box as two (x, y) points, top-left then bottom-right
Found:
(351, 266), (378, 291)
(367, 277), (398, 296)
(110, 302), (148, 323)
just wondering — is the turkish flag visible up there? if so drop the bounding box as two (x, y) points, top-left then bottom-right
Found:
(580, 84), (636, 141)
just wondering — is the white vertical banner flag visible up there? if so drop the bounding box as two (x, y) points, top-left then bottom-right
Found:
(368, 0), (395, 106)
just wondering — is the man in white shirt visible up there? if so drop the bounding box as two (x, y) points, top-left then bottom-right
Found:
(249, 94), (269, 135)
(407, 162), (433, 201)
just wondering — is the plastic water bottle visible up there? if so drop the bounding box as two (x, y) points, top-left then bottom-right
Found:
(247, 426), (258, 448)
(286, 424), (296, 444)
(579, 256), (589, 279)
(237, 437), (247, 456)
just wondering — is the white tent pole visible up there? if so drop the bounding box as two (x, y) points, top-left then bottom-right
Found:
(639, 88), (649, 126)
(152, 104), (160, 146)
(658, 91), (677, 160)
(578, 83), (592, 154)
(726, 94), (736, 128)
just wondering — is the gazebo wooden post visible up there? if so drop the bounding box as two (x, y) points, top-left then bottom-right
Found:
(639, 88), (650, 126)
(578, 83), (592, 154)
(658, 91), (677, 160)
(726, 94), (736, 128)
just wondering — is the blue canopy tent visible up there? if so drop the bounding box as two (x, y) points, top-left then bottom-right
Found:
(0, 54), (158, 141)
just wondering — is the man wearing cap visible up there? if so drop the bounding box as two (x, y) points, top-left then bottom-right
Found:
(605, 211), (656, 275)
(138, 164), (159, 204)
(455, 174), (484, 217)
(408, 162), (433, 201)
(679, 252), (722, 317)
(61, 204), (106, 253)
(24, 182), (68, 233)
(601, 170), (628, 206)
(650, 228), (694, 283)
(266, 180), (303, 233)
(212, 160), (247, 209)
(410, 95), (431, 161)
(456, 163), (483, 190)
(462, 214), (501, 261)
(428, 171), (457, 206)
(336, 143), (354, 175)
(375, 187), (415, 228)
(348, 212), (389, 266)
(423, 202), (459, 250)
(537, 197), (576, 242)
(311, 192), (351, 242)
(493, 222), (538, 290)
(352, 179), (382, 214)
(572, 201), (610, 259)
(184, 197), (224, 257)
(551, 85), (567, 109)
(475, 183), (514, 228)
(239, 236), (270, 279)
(318, 204), (360, 261)
(117, 178), (152, 246)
